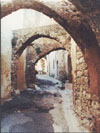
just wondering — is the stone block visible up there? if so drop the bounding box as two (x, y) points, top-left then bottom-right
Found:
(77, 71), (83, 77)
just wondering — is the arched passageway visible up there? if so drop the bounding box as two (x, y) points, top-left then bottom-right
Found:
(26, 45), (66, 88)
(11, 24), (71, 90)
(1, 0), (100, 96)
(15, 34), (71, 89)
(1, 1), (100, 132)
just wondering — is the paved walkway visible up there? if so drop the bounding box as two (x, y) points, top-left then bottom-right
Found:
(1, 75), (89, 133)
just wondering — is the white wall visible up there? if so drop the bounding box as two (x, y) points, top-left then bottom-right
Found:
(1, 9), (24, 54)
(55, 50), (68, 78)
(47, 51), (56, 77)
(64, 51), (69, 74)
(23, 9), (57, 28)
(47, 50), (68, 79)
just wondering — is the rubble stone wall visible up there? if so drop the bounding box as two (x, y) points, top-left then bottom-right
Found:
(1, 53), (11, 102)
(72, 45), (100, 132)
(25, 46), (36, 88)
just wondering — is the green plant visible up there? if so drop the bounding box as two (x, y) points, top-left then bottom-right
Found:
(35, 47), (41, 54)
(12, 37), (17, 47)
(59, 73), (68, 83)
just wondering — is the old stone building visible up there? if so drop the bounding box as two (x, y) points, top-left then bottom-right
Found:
(46, 50), (69, 80)
(35, 49), (71, 82)
(1, 0), (100, 132)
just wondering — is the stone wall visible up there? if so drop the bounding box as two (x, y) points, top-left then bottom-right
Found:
(72, 45), (100, 132)
(25, 46), (36, 88)
(1, 53), (11, 102)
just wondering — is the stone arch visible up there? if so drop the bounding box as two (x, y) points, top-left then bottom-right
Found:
(1, 2), (100, 131)
(12, 24), (68, 57)
(1, 0), (100, 96)
(17, 37), (71, 88)
(26, 46), (66, 88)
(35, 47), (66, 64)
(11, 24), (71, 90)
(11, 33), (71, 90)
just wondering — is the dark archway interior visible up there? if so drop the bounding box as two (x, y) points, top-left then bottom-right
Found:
(68, 55), (72, 83)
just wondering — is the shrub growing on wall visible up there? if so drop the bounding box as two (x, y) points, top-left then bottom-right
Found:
(35, 47), (41, 54)
(59, 72), (68, 83)
(12, 37), (18, 47)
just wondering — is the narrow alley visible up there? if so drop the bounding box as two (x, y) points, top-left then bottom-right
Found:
(1, 75), (88, 133)
(1, 0), (100, 132)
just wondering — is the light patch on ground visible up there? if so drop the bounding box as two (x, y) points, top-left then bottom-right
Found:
(49, 102), (69, 132)
(60, 89), (89, 132)
(1, 113), (33, 133)
(36, 74), (62, 85)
